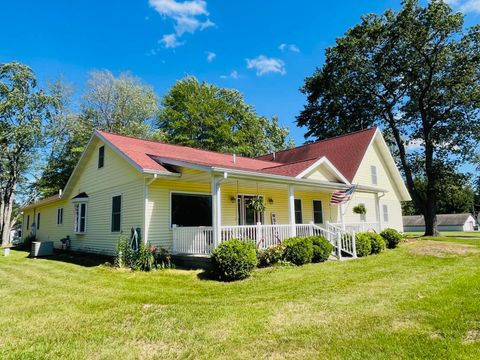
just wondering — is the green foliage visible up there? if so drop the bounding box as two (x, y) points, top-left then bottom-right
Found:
(380, 228), (402, 249)
(247, 196), (266, 213)
(135, 244), (156, 272)
(297, 0), (480, 235)
(282, 237), (314, 266)
(154, 247), (174, 269)
(115, 235), (136, 269)
(355, 233), (372, 257)
(353, 204), (367, 215)
(310, 236), (333, 263)
(257, 245), (284, 268)
(368, 233), (386, 254)
(211, 239), (258, 281)
(158, 76), (293, 157)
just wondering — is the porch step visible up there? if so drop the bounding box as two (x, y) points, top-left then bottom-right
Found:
(172, 254), (212, 270)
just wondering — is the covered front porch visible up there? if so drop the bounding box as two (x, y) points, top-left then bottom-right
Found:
(165, 170), (383, 260)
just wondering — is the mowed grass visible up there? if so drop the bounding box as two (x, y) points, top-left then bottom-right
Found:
(2, 238), (480, 359)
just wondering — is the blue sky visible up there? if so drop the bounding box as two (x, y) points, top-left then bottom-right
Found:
(1, 0), (479, 147)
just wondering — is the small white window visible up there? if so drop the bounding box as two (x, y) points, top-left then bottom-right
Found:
(383, 204), (389, 222)
(74, 203), (87, 233)
(371, 165), (378, 185)
(57, 208), (63, 225)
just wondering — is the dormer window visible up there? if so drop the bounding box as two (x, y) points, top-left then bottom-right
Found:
(98, 145), (105, 168)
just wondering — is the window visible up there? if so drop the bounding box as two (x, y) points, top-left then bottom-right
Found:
(371, 165), (378, 185)
(111, 195), (122, 232)
(98, 145), (105, 168)
(237, 195), (264, 225)
(359, 203), (366, 222)
(57, 208), (63, 225)
(294, 199), (303, 224)
(313, 200), (324, 224)
(37, 213), (41, 230)
(383, 204), (389, 222)
(171, 193), (212, 227)
(74, 203), (87, 233)
(26, 215), (30, 231)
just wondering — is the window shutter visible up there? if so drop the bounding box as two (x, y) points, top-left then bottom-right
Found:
(98, 146), (105, 168)
(383, 204), (389, 222)
(371, 165), (378, 185)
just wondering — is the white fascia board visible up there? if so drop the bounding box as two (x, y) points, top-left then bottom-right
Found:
(295, 156), (350, 184)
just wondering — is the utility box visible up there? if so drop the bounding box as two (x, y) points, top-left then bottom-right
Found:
(31, 241), (54, 257)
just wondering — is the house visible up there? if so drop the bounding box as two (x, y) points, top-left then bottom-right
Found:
(403, 213), (477, 232)
(22, 127), (411, 259)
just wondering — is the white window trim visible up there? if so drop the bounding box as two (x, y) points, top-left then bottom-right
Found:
(371, 165), (378, 186)
(74, 202), (88, 234)
(312, 199), (324, 224)
(169, 191), (212, 229)
(294, 198), (303, 224)
(57, 207), (64, 226)
(111, 194), (123, 233)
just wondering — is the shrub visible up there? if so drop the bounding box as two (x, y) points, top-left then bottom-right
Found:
(380, 228), (402, 249)
(115, 235), (136, 268)
(211, 239), (258, 281)
(155, 247), (174, 269)
(282, 237), (313, 266)
(135, 244), (155, 272)
(355, 233), (372, 257)
(368, 233), (386, 254)
(257, 245), (284, 267)
(310, 236), (333, 263)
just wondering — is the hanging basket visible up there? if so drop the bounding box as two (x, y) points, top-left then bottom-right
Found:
(248, 196), (266, 213)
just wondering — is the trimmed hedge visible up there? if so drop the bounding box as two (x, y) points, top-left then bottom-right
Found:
(369, 233), (386, 254)
(211, 239), (258, 281)
(380, 228), (402, 249)
(257, 245), (284, 267)
(355, 233), (372, 257)
(310, 236), (333, 263)
(282, 237), (313, 265)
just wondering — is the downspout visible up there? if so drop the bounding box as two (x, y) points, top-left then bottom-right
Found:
(144, 174), (158, 245)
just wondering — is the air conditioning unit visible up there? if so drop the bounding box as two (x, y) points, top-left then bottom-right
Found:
(31, 241), (54, 257)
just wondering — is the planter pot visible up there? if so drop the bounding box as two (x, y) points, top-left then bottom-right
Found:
(3, 248), (10, 256)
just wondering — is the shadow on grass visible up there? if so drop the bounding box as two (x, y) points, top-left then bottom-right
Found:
(196, 270), (219, 281)
(11, 247), (113, 268)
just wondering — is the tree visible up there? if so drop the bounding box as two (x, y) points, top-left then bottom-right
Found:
(158, 76), (293, 157)
(402, 164), (475, 215)
(38, 70), (159, 197)
(0, 62), (57, 246)
(297, 0), (480, 235)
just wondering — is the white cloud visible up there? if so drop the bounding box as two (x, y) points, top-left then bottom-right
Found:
(206, 51), (216, 62)
(279, 43), (300, 53)
(160, 33), (184, 48)
(149, 0), (215, 48)
(220, 70), (239, 79)
(246, 56), (286, 76)
(446, 0), (480, 13)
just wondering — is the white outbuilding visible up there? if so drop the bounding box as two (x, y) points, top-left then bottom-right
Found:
(403, 213), (477, 232)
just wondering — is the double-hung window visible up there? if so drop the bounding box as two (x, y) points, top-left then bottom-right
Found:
(294, 199), (303, 224)
(74, 203), (87, 233)
(111, 195), (122, 232)
(313, 200), (324, 224)
(57, 208), (63, 225)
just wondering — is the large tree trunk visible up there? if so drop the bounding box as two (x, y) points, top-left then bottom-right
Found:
(0, 183), (16, 247)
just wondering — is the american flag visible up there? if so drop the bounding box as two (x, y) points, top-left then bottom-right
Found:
(330, 185), (356, 206)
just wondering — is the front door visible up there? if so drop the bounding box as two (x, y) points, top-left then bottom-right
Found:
(237, 195), (264, 225)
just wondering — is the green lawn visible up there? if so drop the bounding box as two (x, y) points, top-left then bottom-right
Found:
(2, 238), (480, 359)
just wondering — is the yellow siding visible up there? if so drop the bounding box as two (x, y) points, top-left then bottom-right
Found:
(146, 178), (336, 251)
(305, 165), (340, 182)
(25, 139), (144, 255)
(349, 140), (404, 231)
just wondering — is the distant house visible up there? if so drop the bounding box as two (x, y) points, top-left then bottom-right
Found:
(403, 214), (477, 232)
(22, 127), (410, 259)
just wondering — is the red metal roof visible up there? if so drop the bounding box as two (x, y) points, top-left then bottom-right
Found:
(98, 128), (377, 181)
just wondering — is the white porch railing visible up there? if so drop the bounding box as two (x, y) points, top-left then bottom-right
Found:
(172, 222), (361, 259)
(327, 221), (380, 233)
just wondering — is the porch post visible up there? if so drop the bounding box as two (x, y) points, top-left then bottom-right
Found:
(375, 193), (382, 231)
(288, 185), (296, 237)
(211, 176), (222, 247)
(340, 204), (346, 231)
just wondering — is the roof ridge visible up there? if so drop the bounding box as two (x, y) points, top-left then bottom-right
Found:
(257, 127), (378, 159)
(96, 130), (283, 164)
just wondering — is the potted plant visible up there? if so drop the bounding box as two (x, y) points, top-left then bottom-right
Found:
(248, 196), (266, 213)
(353, 204), (367, 216)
